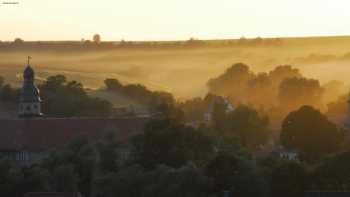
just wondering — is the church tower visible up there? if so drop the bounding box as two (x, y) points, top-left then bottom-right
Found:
(18, 57), (43, 118)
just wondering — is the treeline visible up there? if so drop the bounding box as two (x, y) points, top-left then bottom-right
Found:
(0, 75), (175, 118)
(204, 63), (349, 121)
(104, 78), (175, 110)
(0, 75), (113, 117)
(0, 36), (283, 52)
(207, 63), (318, 110)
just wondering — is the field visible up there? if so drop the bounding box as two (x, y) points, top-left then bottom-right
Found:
(2, 36), (350, 100)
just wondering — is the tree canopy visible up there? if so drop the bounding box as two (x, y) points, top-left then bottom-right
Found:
(130, 119), (216, 169)
(40, 75), (112, 117)
(281, 105), (343, 161)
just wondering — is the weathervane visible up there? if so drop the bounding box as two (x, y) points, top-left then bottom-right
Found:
(27, 56), (31, 65)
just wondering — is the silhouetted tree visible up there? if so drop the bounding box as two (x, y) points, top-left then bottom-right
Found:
(13, 38), (24, 44)
(281, 105), (343, 162)
(93, 34), (101, 44)
(40, 75), (112, 117)
(313, 151), (350, 190)
(227, 105), (269, 150)
(206, 151), (267, 197)
(130, 119), (215, 169)
(0, 84), (19, 102)
(95, 164), (214, 197)
(104, 78), (123, 91)
(269, 160), (307, 197)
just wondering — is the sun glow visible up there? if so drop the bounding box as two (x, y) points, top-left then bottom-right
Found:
(0, 0), (350, 41)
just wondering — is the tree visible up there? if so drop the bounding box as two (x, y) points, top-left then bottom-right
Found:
(269, 160), (307, 197)
(211, 99), (229, 131)
(95, 164), (214, 197)
(246, 72), (274, 106)
(226, 105), (270, 151)
(0, 84), (19, 102)
(45, 75), (67, 90)
(281, 105), (343, 161)
(96, 131), (119, 173)
(268, 65), (302, 86)
(322, 80), (345, 104)
(326, 94), (348, 116)
(206, 63), (305, 109)
(41, 137), (97, 196)
(130, 119), (215, 169)
(40, 75), (112, 117)
(93, 34), (101, 44)
(312, 151), (350, 190)
(51, 164), (78, 192)
(104, 78), (175, 112)
(205, 151), (266, 197)
(13, 38), (24, 44)
(0, 76), (4, 88)
(207, 63), (254, 101)
(278, 77), (323, 110)
(156, 102), (185, 124)
(20, 166), (50, 194)
(0, 159), (22, 196)
(104, 78), (123, 91)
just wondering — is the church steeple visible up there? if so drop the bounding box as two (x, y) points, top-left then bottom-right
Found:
(18, 57), (43, 118)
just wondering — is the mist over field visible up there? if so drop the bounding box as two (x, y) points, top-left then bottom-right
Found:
(2, 36), (350, 101)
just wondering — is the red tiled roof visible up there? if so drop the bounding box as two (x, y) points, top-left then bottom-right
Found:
(0, 118), (150, 151)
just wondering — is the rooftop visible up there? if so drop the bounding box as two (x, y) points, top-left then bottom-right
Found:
(0, 117), (150, 151)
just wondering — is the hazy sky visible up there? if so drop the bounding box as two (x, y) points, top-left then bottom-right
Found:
(0, 0), (349, 41)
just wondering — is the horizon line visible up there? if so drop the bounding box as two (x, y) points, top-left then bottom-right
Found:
(2, 34), (350, 43)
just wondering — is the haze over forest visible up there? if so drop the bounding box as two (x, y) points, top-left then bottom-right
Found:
(1, 36), (350, 100)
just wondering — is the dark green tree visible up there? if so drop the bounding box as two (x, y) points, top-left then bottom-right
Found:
(40, 75), (112, 117)
(281, 105), (343, 161)
(95, 164), (214, 197)
(131, 119), (215, 169)
(0, 159), (22, 196)
(227, 105), (269, 151)
(96, 131), (119, 173)
(0, 84), (19, 102)
(269, 160), (307, 197)
(41, 137), (97, 196)
(206, 151), (266, 197)
(312, 151), (350, 190)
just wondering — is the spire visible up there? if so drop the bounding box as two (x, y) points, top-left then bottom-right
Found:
(27, 56), (31, 65)
(18, 57), (43, 118)
(24, 56), (34, 80)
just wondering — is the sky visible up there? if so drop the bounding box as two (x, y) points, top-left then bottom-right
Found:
(0, 0), (350, 41)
